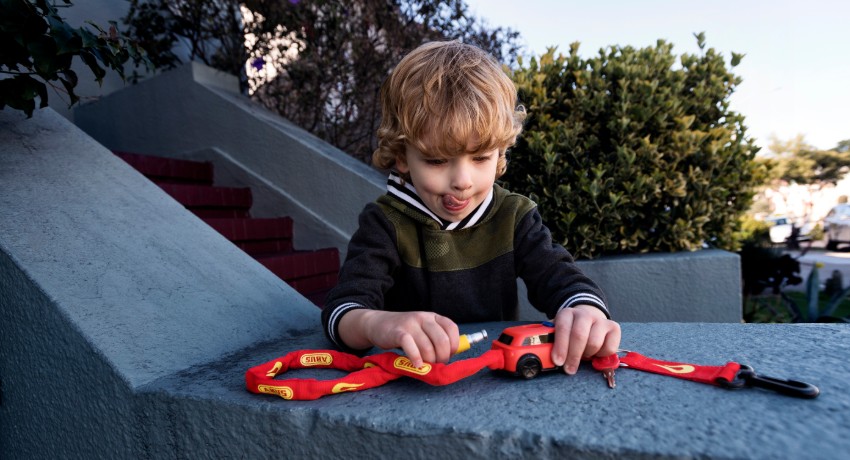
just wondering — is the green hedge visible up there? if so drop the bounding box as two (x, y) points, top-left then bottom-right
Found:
(502, 36), (761, 259)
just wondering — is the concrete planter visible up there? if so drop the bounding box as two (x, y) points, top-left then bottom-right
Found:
(519, 249), (742, 322)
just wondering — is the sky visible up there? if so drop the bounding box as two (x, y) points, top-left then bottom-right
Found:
(464, 0), (849, 152)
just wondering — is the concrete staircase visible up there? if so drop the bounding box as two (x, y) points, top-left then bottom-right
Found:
(114, 151), (339, 306)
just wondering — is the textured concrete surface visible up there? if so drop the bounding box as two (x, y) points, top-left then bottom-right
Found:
(519, 250), (742, 323)
(581, 249), (742, 322)
(0, 108), (319, 455)
(144, 322), (848, 460)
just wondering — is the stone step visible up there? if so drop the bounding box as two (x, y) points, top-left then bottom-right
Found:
(288, 273), (339, 297)
(254, 248), (339, 283)
(156, 183), (252, 218)
(114, 151), (214, 185)
(116, 150), (339, 306)
(203, 217), (294, 255)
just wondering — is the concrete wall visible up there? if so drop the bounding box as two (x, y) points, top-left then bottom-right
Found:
(74, 62), (385, 258)
(0, 108), (319, 455)
(519, 249), (742, 323)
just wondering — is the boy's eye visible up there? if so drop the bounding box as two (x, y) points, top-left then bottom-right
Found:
(473, 155), (493, 162)
(425, 158), (447, 166)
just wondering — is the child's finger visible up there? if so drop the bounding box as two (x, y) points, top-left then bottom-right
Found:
(582, 325), (607, 358)
(434, 315), (460, 357)
(551, 311), (573, 368)
(596, 322), (622, 357)
(563, 314), (593, 375)
(422, 320), (453, 363)
(399, 333), (424, 368)
(412, 330), (437, 366)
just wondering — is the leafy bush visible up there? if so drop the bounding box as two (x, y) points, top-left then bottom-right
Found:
(0, 0), (149, 117)
(735, 214), (771, 249)
(502, 34), (762, 258)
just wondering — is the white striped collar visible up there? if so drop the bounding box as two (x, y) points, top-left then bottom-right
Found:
(386, 171), (494, 230)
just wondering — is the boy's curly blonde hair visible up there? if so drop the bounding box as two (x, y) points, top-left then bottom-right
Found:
(373, 40), (525, 178)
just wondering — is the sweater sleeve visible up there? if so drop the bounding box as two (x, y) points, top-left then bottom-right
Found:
(321, 203), (400, 349)
(513, 207), (610, 319)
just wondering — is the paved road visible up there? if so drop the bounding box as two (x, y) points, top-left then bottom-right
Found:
(783, 242), (850, 292)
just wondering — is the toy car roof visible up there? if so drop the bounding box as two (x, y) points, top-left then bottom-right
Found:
(500, 322), (555, 337)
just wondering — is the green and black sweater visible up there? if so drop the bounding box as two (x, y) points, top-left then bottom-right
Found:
(322, 172), (609, 350)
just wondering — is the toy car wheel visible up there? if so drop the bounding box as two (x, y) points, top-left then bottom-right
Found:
(517, 354), (541, 379)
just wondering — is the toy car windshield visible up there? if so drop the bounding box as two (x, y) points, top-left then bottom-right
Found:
(497, 333), (514, 345)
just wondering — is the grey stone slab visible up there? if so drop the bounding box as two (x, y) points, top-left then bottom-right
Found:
(0, 108), (319, 389)
(519, 249), (743, 323)
(143, 322), (849, 460)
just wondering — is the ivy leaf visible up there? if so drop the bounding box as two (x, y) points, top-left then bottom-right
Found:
(730, 52), (744, 67)
(0, 75), (46, 117)
(1, 0), (143, 117)
(27, 36), (59, 77)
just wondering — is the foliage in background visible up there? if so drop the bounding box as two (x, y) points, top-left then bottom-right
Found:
(757, 135), (850, 187)
(739, 241), (802, 298)
(745, 263), (850, 324)
(0, 0), (149, 117)
(124, 0), (246, 89)
(503, 34), (762, 258)
(738, 219), (850, 324)
(123, 0), (521, 162)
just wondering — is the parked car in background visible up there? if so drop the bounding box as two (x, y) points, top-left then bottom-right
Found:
(824, 204), (850, 250)
(765, 216), (812, 245)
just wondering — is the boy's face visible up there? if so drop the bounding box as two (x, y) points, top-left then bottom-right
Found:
(397, 143), (499, 223)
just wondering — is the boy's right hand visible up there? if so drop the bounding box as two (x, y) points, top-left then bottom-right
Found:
(339, 310), (460, 368)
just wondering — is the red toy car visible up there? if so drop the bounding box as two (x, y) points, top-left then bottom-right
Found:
(491, 322), (559, 379)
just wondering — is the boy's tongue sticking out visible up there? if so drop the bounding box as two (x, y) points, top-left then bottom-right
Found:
(443, 195), (469, 212)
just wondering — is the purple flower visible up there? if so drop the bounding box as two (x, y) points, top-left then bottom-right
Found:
(289, 0), (300, 4)
(251, 57), (265, 71)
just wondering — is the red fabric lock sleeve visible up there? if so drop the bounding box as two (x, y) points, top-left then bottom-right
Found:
(246, 349), (506, 401)
(619, 351), (741, 386)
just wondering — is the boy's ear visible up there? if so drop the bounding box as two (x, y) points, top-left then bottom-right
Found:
(395, 154), (409, 174)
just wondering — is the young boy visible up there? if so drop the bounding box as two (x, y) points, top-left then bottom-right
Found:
(322, 40), (620, 374)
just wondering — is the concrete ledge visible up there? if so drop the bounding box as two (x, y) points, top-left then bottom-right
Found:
(124, 322), (850, 459)
(519, 249), (742, 322)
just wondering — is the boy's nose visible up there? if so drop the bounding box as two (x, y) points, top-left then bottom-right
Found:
(451, 166), (473, 192)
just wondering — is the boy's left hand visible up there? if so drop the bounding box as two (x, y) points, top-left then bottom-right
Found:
(551, 305), (621, 375)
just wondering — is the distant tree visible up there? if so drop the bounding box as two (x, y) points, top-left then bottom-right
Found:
(123, 0), (521, 162)
(760, 135), (850, 186)
(124, 0), (247, 89)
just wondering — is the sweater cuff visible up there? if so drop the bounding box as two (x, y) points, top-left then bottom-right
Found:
(556, 293), (610, 319)
(325, 302), (369, 349)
